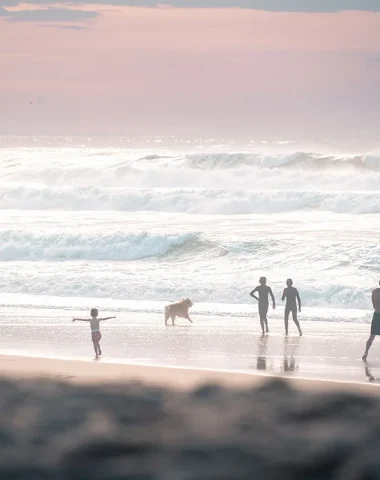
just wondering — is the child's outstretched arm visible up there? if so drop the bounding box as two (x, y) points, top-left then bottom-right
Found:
(72, 318), (90, 322)
(99, 316), (116, 321)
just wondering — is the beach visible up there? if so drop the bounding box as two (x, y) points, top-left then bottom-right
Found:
(1, 351), (380, 479)
(2, 142), (380, 479)
(1, 351), (380, 395)
(0, 306), (379, 385)
(1, 144), (380, 389)
(3, 3), (380, 475)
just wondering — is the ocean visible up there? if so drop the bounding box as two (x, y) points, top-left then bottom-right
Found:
(0, 136), (380, 376)
(1, 137), (379, 312)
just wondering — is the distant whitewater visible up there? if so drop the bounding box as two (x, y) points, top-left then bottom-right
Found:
(0, 143), (379, 315)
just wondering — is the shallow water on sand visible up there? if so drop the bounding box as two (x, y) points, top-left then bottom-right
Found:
(0, 307), (378, 385)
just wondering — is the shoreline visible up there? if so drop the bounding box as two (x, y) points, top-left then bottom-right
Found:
(0, 308), (378, 384)
(1, 353), (380, 396)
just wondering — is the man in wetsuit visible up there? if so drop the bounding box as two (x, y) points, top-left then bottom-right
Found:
(281, 279), (302, 336)
(362, 281), (380, 362)
(250, 277), (275, 334)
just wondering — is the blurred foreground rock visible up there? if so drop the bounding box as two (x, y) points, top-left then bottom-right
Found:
(0, 378), (379, 479)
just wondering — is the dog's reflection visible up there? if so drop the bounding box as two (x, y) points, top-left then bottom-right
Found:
(282, 336), (301, 373)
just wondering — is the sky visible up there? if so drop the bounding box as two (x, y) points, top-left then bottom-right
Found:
(1, 0), (380, 139)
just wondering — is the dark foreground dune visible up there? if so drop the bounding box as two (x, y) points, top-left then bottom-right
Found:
(1, 377), (380, 480)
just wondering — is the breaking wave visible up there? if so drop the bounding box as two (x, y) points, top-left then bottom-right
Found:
(180, 152), (380, 170)
(1, 186), (380, 214)
(0, 231), (198, 261)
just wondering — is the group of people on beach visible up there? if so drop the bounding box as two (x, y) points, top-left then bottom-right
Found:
(250, 277), (302, 336)
(72, 279), (380, 364)
(249, 277), (380, 363)
(71, 277), (303, 359)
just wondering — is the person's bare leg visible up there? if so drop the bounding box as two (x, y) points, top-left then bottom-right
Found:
(92, 341), (98, 358)
(362, 335), (375, 362)
(292, 309), (302, 336)
(259, 315), (265, 334)
(98, 342), (102, 356)
(284, 308), (290, 335)
(264, 316), (269, 333)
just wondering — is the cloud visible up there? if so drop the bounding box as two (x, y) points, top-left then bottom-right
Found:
(171, 0), (380, 10)
(3, 7), (98, 22)
(1, 0), (378, 28)
(40, 23), (88, 29)
(1, 0), (380, 11)
(367, 56), (380, 66)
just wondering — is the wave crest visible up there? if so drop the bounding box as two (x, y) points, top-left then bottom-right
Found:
(1, 186), (380, 214)
(181, 152), (380, 170)
(0, 231), (196, 261)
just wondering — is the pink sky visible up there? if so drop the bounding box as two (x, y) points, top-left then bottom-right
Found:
(1, 6), (380, 137)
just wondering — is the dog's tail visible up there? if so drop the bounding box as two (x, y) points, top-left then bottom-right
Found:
(164, 306), (170, 325)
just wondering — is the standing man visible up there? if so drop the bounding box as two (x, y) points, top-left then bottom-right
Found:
(362, 281), (380, 362)
(281, 279), (302, 336)
(250, 276), (276, 334)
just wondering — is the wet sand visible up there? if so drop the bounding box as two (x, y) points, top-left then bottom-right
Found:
(1, 314), (380, 479)
(1, 354), (380, 397)
(0, 308), (378, 384)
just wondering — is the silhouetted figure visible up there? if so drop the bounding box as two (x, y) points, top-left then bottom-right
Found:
(250, 277), (275, 334)
(281, 279), (302, 336)
(362, 281), (380, 362)
(72, 308), (115, 359)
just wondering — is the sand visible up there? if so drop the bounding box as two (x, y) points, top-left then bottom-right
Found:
(1, 354), (380, 398)
(1, 343), (380, 479)
(1, 307), (379, 385)
(1, 357), (380, 479)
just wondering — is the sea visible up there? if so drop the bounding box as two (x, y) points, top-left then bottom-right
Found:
(0, 135), (379, 378)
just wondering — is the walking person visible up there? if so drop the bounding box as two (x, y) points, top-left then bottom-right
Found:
(72, 308), (115, 359)
(250, 277), (276, 334)
(281, 279), (302, 336)
(362, 281), (380, 362)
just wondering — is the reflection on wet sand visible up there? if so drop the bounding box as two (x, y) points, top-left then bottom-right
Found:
(364, 363), (380, 382)
(252, 335), (302, 374)
(282, 336), (301, 374)
(256, 334), (269, 371)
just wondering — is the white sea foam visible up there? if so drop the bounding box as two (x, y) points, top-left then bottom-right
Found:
(180, 152), (380, 170)
(0, 231), (195, 261)
(2, 149), (380, 193)
(0, 145), (379, 316)
(0, 265), (374, 311)
(1, 186), (380, 214)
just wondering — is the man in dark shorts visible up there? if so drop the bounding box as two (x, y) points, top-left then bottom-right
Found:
(362, 281), (380, 362)
(281, 278), (302, 336)
(250, 277), (276, 334)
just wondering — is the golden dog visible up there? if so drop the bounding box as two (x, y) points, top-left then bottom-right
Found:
(165, 299), (193, 326)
